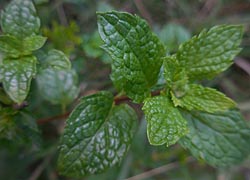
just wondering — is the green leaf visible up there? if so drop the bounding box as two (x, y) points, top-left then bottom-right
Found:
(172, 84), (236, 113)
(23, 35), (47, 52)
(0, 35), (46, 58)
(179, 109), (250, 167)
(142, 95), (188, 146)
(0, 35), (22, 57)
(163, 56), (189, 97)
(163, 56), (180, 86)
(1, 0), (40, 39)
(176, 25), (243, 80)
(36, 68), (79, 105)
(1, 56), (37, 104)
(58, 91), (137, 177)
(43, 49), (71, 70)
(97, 11), (165, 102)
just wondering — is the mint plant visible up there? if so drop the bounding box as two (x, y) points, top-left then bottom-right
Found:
(0, 0), (249, 179)
(57, 11), (250, 177)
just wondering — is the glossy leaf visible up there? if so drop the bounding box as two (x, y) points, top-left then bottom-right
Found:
(36, 68), (79, 105)
(58, 91), (137, 177)
(176, 25), (243, 80)
(1, 0), (40, 39)
(179, 109), (250, 167)
(43, 49), (71, 70)
(172, 84), (236, 113)
(97, 11), (165, 102)
(142, 95), (188, 146)
(1, 56), (37, 104)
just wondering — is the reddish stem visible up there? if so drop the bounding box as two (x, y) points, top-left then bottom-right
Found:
(37, 90), (161, 125)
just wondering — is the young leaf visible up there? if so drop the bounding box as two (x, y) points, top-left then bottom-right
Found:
(58, 91), (137, 177)
(1, 56), (37, 104)
(179, 109), (250, 167)
(163, 56), (181, 86)
(142, 95), (188, 146)
(1, 0), (40, 39)
(172, 84), (236, 113)
(36, 68), (79, 105)
(97, 11), (165, 102)
(43, 49), (71, 70)
(176, 25), (243, 80)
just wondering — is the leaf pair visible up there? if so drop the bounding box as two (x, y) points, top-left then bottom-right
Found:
(0, 0), (46, 104)
(164, 56), (236, 113)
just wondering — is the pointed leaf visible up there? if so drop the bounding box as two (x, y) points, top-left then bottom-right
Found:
(142, 95), (188, 146)
(23, 35), (47, 52)
(58, 91), (137, 177)
(177, 25), (243, 80)
(43, 49), (71, 70)
(172, 84), (236, 113)
(1, 56), (37, 104)
(0, 35), (46, 58)
(36, 68), (79, 105)
(179, 109), (250, 167)
(97, 11), (165, 102)
(1, 0), (40, 39)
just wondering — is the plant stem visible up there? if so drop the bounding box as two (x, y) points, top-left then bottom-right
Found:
(37, 90), (161, 125)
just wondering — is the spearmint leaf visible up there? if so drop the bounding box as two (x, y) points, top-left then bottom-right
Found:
(176, 25), (243, 80)
(172, 84), (236, 113)
(43, 49), (71, 70)
(58, 91), (137, 177)
(163, 56), (189, 97)
(36, 68), (79, 105)
(23, 35), (47, 52)
(1, 56), (37, 104)
(97, 11), (165, 102)
(179, 109), (250, 167)
(163, 56), (182, 87)
(142, 95), (188, 146)
(1, 0), (40, 39)
(0, 35), (22, 57)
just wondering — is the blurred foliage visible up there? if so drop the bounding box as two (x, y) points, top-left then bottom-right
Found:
(157, 23), (191, 53)
(0, 0), (250, 180)
(82, 30), (111, 63)
(43, 21), (82, 55)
